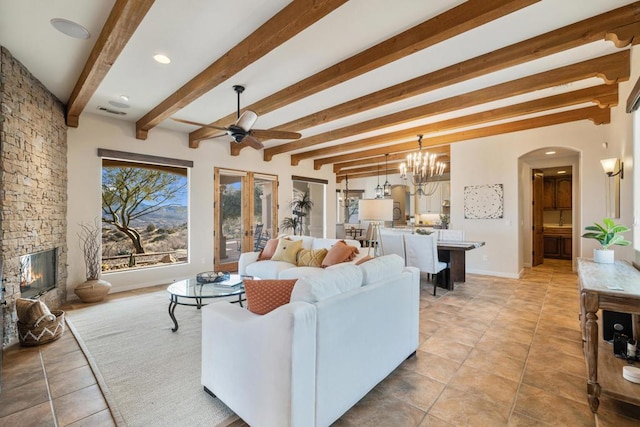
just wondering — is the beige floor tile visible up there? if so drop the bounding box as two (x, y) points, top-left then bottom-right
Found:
(53, 384), (108, 426)
(375, 368), (445, 412)
(421, 335), (473, 363)
(337, 389), (426, 427)
(447, 364), (519, 408)
(528, 334), (584, 359)
(474, 334), (530, 361)
(0, 377), (49, 418)
(43, 349), (88, 377)
(521, 363), (586, 405)
(507, 412), (556, 426)
(512, 383), (595, 427)
(429, 386), (511, 426)
(525, 350), (586, 378)
(47, 364), (97, 399)
(462, 349), (525, 383)
(417, 414), (455, 426)
(66, 409), (117, 427)
(400, 350), (461, 385)
(0, 401), (56, 427)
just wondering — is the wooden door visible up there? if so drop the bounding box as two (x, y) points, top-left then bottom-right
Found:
(532, 170), (544, 266)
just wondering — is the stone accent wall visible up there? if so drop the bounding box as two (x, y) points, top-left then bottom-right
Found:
(0, 46), (68, 346)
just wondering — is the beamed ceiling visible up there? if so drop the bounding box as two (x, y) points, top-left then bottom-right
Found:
(2, 0), (639, 183)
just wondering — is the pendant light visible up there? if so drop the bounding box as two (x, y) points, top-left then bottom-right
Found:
(374, 162), (383, 199)
(383, 153), (391, 197)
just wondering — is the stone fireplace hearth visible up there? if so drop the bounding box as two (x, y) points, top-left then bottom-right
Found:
(1, 46), (68, 347)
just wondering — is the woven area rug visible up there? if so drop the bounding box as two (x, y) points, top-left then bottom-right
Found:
(66, 290), (238, 427)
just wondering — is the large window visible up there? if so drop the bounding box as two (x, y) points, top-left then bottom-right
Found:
(100, 150), (191, 272)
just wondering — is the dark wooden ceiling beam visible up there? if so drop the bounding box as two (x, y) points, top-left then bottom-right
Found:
(269, 50), (628, 161)
(189, 0), (540, 149)
(134, 0), (347, 140)
(334, 149), (451, 174)
(290, 83), (617, 165)
(66, 0), (155, 127)
(258, 3), (640, 158)
(605, 20), (640, 47)
(314, 106), (610, 169)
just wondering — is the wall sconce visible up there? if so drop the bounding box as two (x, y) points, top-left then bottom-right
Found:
(600, 158), (624, 179)
(600, 158), (622, 219)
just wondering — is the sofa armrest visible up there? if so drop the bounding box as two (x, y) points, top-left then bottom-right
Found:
(238, 251), (260, 275)
(202, 301), (317, 427)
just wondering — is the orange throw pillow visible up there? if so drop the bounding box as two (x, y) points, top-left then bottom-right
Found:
(244, 279), (297, 315)
(322, 241), (359, 267)
(355, 255), (374, 265)
(258, 238), (280, 260)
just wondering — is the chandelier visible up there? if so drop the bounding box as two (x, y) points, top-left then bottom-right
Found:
(399, 134), (446, 197)
(339, 174), (356, 220)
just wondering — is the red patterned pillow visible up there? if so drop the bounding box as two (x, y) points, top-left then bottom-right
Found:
(244, 279), (297, 315)
(258, 238), (280, 260)
(321, 240), (359, 267)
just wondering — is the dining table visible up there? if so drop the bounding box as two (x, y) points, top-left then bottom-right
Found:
(437, 240), (485, 290)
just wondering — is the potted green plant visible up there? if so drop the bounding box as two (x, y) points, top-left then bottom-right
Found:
(581, 217), (630, 264)
(288, 192), (314, 235)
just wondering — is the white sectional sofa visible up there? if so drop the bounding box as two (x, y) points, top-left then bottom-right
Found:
(238, 235), (366, 280)
(202, 254), (420, 427)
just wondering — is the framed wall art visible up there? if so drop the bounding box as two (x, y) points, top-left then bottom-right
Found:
(464, 184), (504, 219)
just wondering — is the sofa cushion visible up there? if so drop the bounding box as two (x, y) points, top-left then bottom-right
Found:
(296, 248), (328, 267)
(282, 235), (314, 250)
(243, 279), (297, 315)
(271, 239), (303, 264)
(322, 241), (359, 267)
(311, 238), (360, 250)
(258, 238), (280, 260)
(278, 266), (327, 280)
(290, 263), (362, 303)
(359, 254), (405, 285)
(245, 260), (296, 280)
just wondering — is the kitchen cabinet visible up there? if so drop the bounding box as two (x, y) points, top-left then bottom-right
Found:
(411, 181), (450, 214)
(543, 177), (572, 210)
(543, 227), (572, 259)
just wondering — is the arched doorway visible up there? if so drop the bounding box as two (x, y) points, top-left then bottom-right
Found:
(519, 147), (580, 269)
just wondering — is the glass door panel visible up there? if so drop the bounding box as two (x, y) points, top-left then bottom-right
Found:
(253, 175), (277, 251)
(215, 169), (278, 272)
(215, 170), (246, 272)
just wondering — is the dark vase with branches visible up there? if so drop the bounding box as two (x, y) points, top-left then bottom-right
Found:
(74, 218), (111, 303)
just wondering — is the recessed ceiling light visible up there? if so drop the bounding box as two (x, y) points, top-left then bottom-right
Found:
(153, 54), (171, 64)
(50, 18), (90, 39)
(108, 100), (130, 109)
(545, 151), (556, 155)
(557, 170), (567, 174)
(119, 95), (129, 102)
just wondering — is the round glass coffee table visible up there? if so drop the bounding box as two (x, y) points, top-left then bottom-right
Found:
(167, 274), (247, 332)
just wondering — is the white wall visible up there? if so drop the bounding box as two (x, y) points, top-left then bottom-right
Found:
(66, 113), (335, 296)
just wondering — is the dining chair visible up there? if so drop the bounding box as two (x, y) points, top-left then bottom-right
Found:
(355, 222), (373, 247)
(379, 229), (406, 262)
(404, 233), (450, 295)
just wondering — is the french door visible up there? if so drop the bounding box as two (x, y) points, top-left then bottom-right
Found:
(214, 168), (277, 272)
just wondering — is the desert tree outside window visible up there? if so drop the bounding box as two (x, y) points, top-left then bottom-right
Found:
(99, 150), (192, 272)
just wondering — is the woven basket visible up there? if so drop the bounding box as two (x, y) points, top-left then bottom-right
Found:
(17, 310), (65, 347)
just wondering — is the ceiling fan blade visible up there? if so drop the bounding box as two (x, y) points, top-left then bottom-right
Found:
(202, 133), (229, 141)
(250, 129), (302, 140)
(242, 135), (264, 150)
(171, 117), (228, 132)
(235, 110), (258, 131)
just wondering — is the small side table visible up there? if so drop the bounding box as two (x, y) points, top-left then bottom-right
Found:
(167, 275), (246, 332)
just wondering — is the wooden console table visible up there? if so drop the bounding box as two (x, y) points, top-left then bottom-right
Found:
(577, 258), (640, 413)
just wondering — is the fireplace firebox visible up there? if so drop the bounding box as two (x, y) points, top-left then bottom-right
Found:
(20, 248), (57, 298)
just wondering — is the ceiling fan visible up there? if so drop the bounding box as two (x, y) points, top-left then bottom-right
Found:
(172, 85), (301, 149)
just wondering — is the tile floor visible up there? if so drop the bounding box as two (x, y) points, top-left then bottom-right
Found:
(1, 259), (639, 426)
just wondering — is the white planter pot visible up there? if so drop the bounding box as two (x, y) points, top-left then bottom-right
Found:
(594, 249), (614, 264)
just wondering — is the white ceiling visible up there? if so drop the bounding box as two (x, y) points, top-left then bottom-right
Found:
(0, 0), (637, 170)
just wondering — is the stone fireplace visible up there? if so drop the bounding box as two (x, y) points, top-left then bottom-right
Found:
(1, 46), (68, 346)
